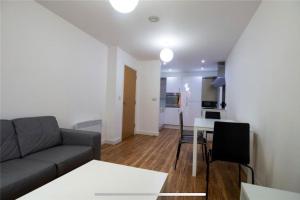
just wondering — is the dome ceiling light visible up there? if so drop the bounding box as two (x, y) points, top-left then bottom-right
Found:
(160, 48), (174, 63)
(109, 0), (139, 14)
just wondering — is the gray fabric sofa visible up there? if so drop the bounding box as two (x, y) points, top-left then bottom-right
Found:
(0, 116), (101, 200)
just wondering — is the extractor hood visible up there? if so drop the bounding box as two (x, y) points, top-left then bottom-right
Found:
(212, 61), (226, 87)
(212, 76), (225, 87)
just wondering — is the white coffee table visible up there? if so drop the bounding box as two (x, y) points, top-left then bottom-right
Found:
(18, 160), (168, 200)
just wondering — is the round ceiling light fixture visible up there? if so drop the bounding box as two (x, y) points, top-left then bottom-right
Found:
(160, 48), (174, 63)
(109, 0), (139, 14)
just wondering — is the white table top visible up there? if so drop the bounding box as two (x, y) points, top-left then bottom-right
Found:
(240, 183), (300, 200)
(194, 118), (234, 130)
(18, 160), (168, 200)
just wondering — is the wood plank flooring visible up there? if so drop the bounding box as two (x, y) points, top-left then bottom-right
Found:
(101, 128), (246, 200)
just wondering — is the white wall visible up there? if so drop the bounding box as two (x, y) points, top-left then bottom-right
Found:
(113, 47), (140, 142)
(103, 47), (118, 143)
(136, 60), (161, 135)
(1, 1), (168, 144)
(1, 1), (108, 128)
(226, 1), (300, 192)
(104, 47), (161, 143)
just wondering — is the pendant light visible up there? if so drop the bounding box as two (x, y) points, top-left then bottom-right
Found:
(160, 48), (174, 63)
(109, 0), (139, 14)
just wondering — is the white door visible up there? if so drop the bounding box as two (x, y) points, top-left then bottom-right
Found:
(181, 76), (202, 126)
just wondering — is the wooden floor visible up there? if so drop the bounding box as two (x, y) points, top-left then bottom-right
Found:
(102, 128), (246, 200)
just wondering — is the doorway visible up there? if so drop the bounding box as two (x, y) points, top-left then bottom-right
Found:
(122, 66), (137, 140)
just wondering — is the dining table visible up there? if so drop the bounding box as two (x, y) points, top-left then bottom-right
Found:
(192, 118), (254, 182)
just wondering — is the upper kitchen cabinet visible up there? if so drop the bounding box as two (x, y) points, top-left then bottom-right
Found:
(181, 76), (203, 126)
(166, 77), (181, 93)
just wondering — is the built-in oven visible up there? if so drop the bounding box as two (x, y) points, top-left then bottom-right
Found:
(166, 93), (180, 108)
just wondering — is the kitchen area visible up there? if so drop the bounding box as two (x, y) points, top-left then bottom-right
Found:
(159, 63), (226, 129)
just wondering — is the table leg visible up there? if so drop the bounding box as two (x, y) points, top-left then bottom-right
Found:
(192, 127), (198, 176)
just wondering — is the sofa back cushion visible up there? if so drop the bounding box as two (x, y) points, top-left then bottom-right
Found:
(0, 120), (21, 162)
(13, 116), (62, 156)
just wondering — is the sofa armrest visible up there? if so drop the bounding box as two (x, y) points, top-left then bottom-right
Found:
(60, 128), (101, 160)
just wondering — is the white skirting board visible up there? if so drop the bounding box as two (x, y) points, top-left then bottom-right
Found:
(135, 131), (159, 136)
(163, 124), (194, 131)
(103, 137), (122, 145)
(102, 132), (158, 145)
(163, 124), (179, 130)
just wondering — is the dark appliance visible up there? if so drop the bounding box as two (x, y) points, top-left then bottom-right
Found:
(202, 101), (217, 108)
(166, 93), (180, 108)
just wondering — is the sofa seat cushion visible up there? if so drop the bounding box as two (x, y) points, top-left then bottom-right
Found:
(0, 120), (21, 162)
(13, 116), (62, 156)
(0, 159), (56, 200)
(25, 145), (93, 176)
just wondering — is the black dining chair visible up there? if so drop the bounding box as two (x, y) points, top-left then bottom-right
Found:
(204, 111), (221, 139)
(174, 112), (207, 169)
(205, 121), (254, 199)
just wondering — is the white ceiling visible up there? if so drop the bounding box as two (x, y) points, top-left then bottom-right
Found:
(38, 0), (260, 72)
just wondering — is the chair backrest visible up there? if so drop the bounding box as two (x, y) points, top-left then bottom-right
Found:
(179, 112), (183, 137)
(205, 111), (221, 119)
(212, 121), (250, 165)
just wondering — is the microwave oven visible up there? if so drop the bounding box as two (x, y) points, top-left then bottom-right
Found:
(166, 93), (180, 108)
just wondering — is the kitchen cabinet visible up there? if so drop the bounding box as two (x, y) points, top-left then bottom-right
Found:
(181, 76), (202, 126)
(159, 108), (165, 129)
(166, 77), (181, 93)
(159, 78), (166, 128)
(163, 76), (202, 126)
(165, 77), (181, 125)
(164, 107), (180, 125)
